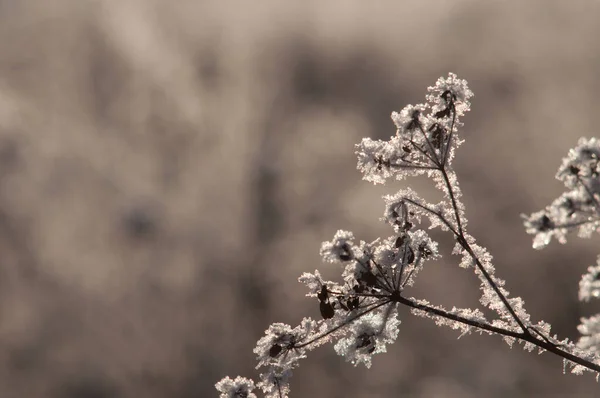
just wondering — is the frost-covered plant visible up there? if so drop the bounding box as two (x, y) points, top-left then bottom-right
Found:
(217, 73), (600, 398)
(522, 136), (600, 362)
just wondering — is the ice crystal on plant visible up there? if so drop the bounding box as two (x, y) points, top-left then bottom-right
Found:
(319, 230), (356, 263)
(577, 315), (600, 354)
(522, 210), (565, 249)
(426, 73), (473, 120)
(523, 137), (600, 249)
(254, 320), (317, 370)
(579, 261), (600, 302)
(391, 104), (428, 132)
(257, 368), (292, 398)
(215, 376), (257, 398)
(298, 270), (327, 297)
(333, 306), (400, 368)
(410, 299), (488, 338)
(557, 137), (600, 189)
(355, 138), (399, 184)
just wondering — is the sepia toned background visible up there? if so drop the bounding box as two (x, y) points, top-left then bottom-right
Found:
(0, 0), (599, 396)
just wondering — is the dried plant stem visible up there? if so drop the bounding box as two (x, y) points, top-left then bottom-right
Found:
(393, 295), (600, 373)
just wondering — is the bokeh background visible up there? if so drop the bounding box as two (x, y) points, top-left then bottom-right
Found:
(0, 0), (599, 397)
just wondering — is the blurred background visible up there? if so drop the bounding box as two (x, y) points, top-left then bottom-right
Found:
(0, 0), (599, 396)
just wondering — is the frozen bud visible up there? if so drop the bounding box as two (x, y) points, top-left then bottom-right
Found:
(426, 72), (473, 119)
(522, 210), (566, 249)
(557, 137), (600, 188)
(320, 230), (356, 263)
(334, 307), (400, 368)
(580, 262), (600, 302)
(524, 212), (554, 232)
(391, 104), (427, 133)
(258, 368), (292, 398)
(215, 376), (257, 398)
(577, 315), (600, 354)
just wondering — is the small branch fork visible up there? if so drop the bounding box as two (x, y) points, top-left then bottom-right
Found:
(391, 107), (600, 373)
(407, 110), (530, 335)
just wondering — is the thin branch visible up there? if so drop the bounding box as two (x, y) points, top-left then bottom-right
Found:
(440, 167), (463, 234)
(408, 137), (438, 165)
(369, 257), (396, 292)
(442, 108), (457, 165)
(459, 237), (530, 334)
(553, 217), (600, 230)
(389, 163), (437, 171)
(401, 197), (460, 236)
(395, 295), (523, 338)
(416, 122), (442, 167)
(436, 126), (529, 333)
(400, 257), (422, 289)
(295, 300), (392, 349)
(394, 295), (600, 373)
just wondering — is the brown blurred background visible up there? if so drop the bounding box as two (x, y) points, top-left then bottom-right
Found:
(0, 0), (599, 397)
